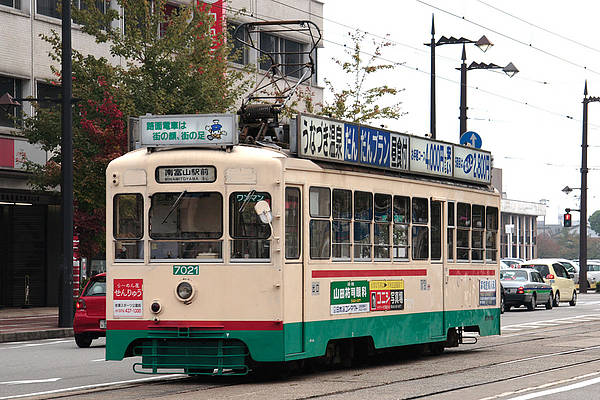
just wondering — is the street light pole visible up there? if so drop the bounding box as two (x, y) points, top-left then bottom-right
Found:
(579, 81), (600, 293)
(425, 15), (492, 140)
(457, 53), (519, 139)
(59, 0), (74, 328)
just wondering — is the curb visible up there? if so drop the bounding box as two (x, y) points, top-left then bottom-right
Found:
(0, 328), (74, 343)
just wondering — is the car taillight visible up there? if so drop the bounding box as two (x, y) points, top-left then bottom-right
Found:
(76, 298), (86, 310)
(546, 274), (555, 280)
(517, 286), (524, 294)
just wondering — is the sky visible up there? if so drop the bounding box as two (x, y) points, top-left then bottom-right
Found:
(316, 0), (600, 225)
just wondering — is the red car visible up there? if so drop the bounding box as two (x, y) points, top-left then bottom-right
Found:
(73, 273), (106, 348)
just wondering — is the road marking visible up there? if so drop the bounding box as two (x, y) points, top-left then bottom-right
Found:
(91, 358), (105, 362)
(479, 371), (600, 400)
(0, 378), (61, 385)
(0, 340), (71, 350)
(0, 375), (185, 400)
(505, 376), (600, 399)
(501, 314), (600, 331)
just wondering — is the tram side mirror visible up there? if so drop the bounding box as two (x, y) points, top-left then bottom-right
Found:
(254, 200), (273, 224)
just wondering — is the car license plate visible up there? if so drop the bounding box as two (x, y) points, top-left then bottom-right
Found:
(99, 319), (106, 329)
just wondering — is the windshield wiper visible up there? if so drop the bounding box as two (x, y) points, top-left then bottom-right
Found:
(238, 190), (256, 213)
(162, 190), (187, 224)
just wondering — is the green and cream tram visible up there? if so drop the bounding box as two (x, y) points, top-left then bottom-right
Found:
(105, 113), (501, 375)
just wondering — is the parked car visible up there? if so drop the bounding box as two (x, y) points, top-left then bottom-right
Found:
(584, 261), (600, 289)
(501, 258), (523, 268)
(500, 268), (553, 311)
(73, 273), (106, 348)
(521, 260), (577, 307)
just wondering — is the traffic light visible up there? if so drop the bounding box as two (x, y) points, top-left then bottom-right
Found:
(564, 212), (572, 227)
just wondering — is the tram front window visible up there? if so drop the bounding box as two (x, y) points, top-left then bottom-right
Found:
(149, 192), (223, 261)
(114, 194), (144, 261)
(230, 192), (271, 262)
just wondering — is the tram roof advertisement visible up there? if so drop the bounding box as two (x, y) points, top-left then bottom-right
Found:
(139, 113), (238, 147)
(296, 113), (491, 185)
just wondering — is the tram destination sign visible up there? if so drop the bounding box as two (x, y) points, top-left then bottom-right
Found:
(139, 113), (238, 147)
(297, 114), (491, 184)
(156, 166), (216, 183)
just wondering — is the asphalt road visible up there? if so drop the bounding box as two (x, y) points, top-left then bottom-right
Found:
(3, 293), (600, 399)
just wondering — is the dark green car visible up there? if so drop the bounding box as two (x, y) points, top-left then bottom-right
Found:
(500, 268), (553, 311)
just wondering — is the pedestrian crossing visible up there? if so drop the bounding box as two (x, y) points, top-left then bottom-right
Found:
(502, 314), (600, 332)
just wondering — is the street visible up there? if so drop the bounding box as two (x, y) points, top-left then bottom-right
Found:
(3, 294), (600, 400)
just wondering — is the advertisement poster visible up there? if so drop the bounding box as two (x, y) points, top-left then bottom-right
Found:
(113, 279), (143, 318)
(370, 280), (405, 311)
(479, 279), (497, 306)
(330, 280), (369, 315)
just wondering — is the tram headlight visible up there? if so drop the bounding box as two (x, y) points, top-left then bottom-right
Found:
(150, 301), (162, 314)
(176, 281), (194, 302)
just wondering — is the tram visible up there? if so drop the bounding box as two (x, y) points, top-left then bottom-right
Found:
(105, 112), (501, 375)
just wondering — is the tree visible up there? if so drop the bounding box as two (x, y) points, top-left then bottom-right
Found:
(589, 210), (600, 236)
(20, 0), (251, 258)
(319, 30), (406, 125)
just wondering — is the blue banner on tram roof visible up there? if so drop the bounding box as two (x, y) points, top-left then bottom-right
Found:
(297, 113), (491, 185)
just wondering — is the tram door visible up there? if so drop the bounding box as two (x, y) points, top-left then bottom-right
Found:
(430, 200), (446, 339)
(283, 186), (304, 354)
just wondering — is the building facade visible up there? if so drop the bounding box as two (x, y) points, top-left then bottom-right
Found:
(500, 198), (545, 260)
(0, 0), (324, 307)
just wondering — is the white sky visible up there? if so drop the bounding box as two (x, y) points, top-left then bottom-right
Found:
(317, 0), (600, 224)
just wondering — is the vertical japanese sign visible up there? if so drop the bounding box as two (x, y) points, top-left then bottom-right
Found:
(330, 281), (369, 315)
(300, 114), (345, 161)
(198, 0), (224, 51)
(479, 279), (497, 306)
(409, 137), (453, 178)
(113, 279), (144, 318)
(454, 146), (492, 184)
(369, 280), (405, 311)
(72, 234), (80, 299)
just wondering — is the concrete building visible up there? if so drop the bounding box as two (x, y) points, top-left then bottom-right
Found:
(0, 0), (324, 307)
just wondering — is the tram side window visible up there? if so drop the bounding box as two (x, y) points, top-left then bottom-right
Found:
(150, 192), (223, 261)
(486, 206), (499, 262)
(114, 194), (144, 261)
(354, 191), (373, 261)
(229, 192), (271, 261)
(472, 205), (485, 261)
(285, 188), (301, 259)
(310, 187), (331, 259)
(431, 201), (442, 260)
(374, 193), (391, 260)
(448, 202), (455, 262)
(457, 202), (471, 261)
(412, 197), (429, 260)
(393, 195), (410, 260)
(332, 189), (351, 261)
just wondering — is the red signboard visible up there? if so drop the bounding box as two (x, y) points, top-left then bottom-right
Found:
(370, 290), (391, 311)
(198, 0), (224, 51)
(113, 279), (143, 300)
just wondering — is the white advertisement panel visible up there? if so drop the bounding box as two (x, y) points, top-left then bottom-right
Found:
(409, 137), (453, 178)
(454, 146), (492, 184)
(139, 114), (237, 147)
(299, 114), (345, 161)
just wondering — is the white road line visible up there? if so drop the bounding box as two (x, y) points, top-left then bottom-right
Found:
(506, 376), (600, 399)
(90, 358), (105, 362)
(0, 338), (67, 346)
(479, 371), (600, 400)
(0, 340), (71, 350)
(0, 378), (61, 385)
(0, 375), (185, 400)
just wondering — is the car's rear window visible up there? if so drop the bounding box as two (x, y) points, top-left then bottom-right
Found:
(83, 277), (106, 296)
(500, 270), (528, 281)
(524, 264), (550, 277)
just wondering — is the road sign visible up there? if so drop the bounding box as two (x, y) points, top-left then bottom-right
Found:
(460, 131), (482, 149)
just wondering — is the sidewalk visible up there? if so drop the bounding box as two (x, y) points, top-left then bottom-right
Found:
(0, 307), (73, 343)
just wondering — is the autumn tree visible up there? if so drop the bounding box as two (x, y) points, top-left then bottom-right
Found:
(589, 210), (600, 236)
(319, 30), (406, 124)
(21, 0), (251, 258)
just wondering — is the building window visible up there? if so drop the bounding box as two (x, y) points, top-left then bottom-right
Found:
(159, 3), (180, 38)
(0, 76), (22, 128)
(259, 32), (306, 79)
(38, 0), (107, 20)
(228, 22), (248, 65)
(0, 0), (20, 9)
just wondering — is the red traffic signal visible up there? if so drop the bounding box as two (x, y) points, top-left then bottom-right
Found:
(564, 213), (572, 227)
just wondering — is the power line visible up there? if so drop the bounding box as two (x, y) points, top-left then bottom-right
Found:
(476, 0), (600, 56)
(415, 0), (600, 76)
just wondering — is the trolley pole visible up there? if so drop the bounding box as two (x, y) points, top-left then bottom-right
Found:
(58, 0), (74, 328)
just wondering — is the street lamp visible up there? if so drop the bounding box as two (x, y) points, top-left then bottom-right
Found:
(424, 14), (492, 139)
(458, 44), (518, 138)
(579, 81), (600, 294)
